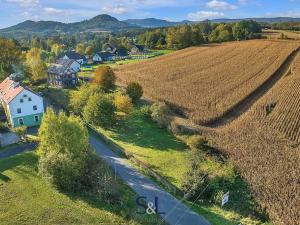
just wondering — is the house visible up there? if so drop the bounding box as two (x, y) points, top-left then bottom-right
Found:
(114, 48), (128, 59)
(62, 51), (87, 65)
(57, 59), (81, 73)
(92, 51), (114, 63)
(47, 62), (78, 87)
(0, 77), (44, 128)
(105, 44), (117, 54)
(130, 44), (148, 55)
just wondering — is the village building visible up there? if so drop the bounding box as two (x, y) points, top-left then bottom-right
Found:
(0, 77), (44, 128)
(130, 44), (148, 55)
(47, 60), (78, 87)
(92, 51), (115, 63)
(62, 51), (87, 65)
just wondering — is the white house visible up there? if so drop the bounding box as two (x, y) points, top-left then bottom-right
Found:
(62, 51), (87, 65)
(0, 77), (44, 127)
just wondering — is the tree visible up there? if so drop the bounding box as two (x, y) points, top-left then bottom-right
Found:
(83, 93), (116, 127)
(92, 66), (116, 92)
(76, 43), (85, 55)
(38, 109), (89, 191)
(69, 84), (100, 115)
(126, 82), (143, 103)
(85, 46), (94, 56)
(26, 48), (46, 81)
(114, 94), (133, 114)
(0, 38), (22, 79)
(51, 44), (63, 56)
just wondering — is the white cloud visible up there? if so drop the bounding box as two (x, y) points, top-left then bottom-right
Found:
(206, 0), (237, 10)
(102, 6), (128, 15)
(4, 0), (39, 7)
(188, 11), (224, 21)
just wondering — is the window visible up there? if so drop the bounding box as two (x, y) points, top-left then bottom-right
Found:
(33, 105), (37, 111)
(19, 118), (24, 125)
(20, 99), (23, 103)
(28, 97), (32, 102)
(23, 94), (27, 98)
(17, 108), (21, 114)
(34, 115), (39, 122)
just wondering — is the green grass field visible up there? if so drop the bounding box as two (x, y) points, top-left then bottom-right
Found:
(0, 152), (161, 225)
(78, 49), (176, 78)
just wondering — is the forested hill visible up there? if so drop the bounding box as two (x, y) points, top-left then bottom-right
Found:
(0, 14), (138, 38)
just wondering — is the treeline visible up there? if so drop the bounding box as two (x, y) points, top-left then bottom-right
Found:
(137, 20), (262, 49)
(269, 22), (300, 31)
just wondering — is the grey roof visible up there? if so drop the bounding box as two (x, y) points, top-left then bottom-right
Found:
(47, 62), (75, 75)
(64, 51), (87, 61)
(95, 51), (114, 59)
(115, 48), (128, 56)
(57, 59), (79, 68)
(132, 44), (145, 52)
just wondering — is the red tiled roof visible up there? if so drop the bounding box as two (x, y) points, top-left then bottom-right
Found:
(0, 77), (24, 104)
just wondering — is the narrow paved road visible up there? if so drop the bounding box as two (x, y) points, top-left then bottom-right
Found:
(89, 133), (210, 225)
(0, 143), (36, 159)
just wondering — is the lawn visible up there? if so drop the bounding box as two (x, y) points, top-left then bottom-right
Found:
(0, 152), (161, 225)
(78, 49), (176, 78)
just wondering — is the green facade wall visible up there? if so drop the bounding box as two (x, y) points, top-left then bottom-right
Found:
(12, 113), (43, 128)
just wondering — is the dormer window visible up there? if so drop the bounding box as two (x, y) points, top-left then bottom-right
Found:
(20, 99), (24, 103)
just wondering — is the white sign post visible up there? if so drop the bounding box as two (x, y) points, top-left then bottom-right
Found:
(221, 192), (230, 207)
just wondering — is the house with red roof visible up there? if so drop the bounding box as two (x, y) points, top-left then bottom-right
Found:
(0, 77), (44, 127)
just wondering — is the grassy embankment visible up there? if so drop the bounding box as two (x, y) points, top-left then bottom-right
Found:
(0, 152), (161, 225)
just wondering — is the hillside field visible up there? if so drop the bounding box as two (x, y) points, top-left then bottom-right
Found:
(116, 40), (300, 125)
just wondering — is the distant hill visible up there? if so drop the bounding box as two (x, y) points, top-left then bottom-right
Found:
(210, 17), (300, 23)
(123, 18), (194, 28)
(0, 14), (138, 38)
(1, 15), (300, 39)
(124, 17), (300, 28)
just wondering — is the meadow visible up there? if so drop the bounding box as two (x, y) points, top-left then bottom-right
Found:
(116, 40), (300, 125)
(0, 152), (160, 225)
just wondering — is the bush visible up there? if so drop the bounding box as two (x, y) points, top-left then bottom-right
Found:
(126, 82), (143, 103)
(38, 109), (89, 191)
(150, 102), (171, 128)
(114, 94), (133, 114)
(13, 126), (27, 140)
(83, 93), (116, 127)
(139, 105), (151, 118)
(0, 122), (9, 132)
(186, 135), (207, 150)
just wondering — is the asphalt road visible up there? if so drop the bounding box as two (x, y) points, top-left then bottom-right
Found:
(0, 143), (36, 159)
(89, 132), (210, 225)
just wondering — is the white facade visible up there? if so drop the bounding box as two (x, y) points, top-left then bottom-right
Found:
(7, 89), (44, 127)
(92, 54), (103, 63)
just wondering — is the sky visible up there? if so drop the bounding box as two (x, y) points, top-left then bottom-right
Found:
(0, 0), (300, 28)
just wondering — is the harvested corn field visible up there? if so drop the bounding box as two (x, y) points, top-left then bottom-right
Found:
(206, 50), (300, 225)
(116, 40), (300, 125)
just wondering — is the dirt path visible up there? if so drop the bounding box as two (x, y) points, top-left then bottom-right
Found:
(205, 46), (300, 128)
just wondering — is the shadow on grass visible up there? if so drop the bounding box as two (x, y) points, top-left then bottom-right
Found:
(107, 113), (186, 152)
(0, 152), (37, 182)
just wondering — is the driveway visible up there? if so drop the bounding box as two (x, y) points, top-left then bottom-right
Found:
(89, 132), (210, 225)
(0, 143), (36, 159)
